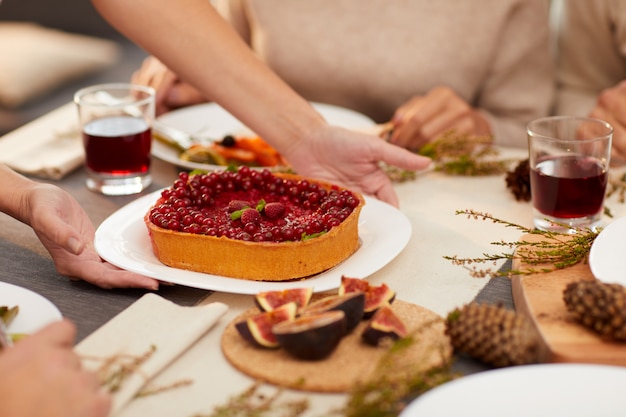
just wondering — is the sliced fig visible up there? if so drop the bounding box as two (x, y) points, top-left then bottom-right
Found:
(235, 302), (298, 348)
(302, 292), (365, 332)
(339, 276), (370, 294)
(339, 276), (396, 318)
(273, 310), (347, 360)
(362, 304), (408, 346)
(254, 288), (313, 312)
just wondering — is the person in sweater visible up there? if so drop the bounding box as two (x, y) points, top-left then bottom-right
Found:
(553, 0), (626, 163)
(131, 0), (554, 151)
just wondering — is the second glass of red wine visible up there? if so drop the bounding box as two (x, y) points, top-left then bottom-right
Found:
(74, 83), (155, 195)
(528, 116), (613, 233)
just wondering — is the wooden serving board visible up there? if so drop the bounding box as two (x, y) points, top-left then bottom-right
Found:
(512, 234), (626, 366)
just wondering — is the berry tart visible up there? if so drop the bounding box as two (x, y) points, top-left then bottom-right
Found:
(145, 167), (365, 281)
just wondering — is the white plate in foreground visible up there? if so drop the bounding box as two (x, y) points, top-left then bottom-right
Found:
(589, 215), (626, 285)
(0, 282), (63, 335)
(152, 102), (376, 171)
(400, 364), (626, 417)
(94, 190), (411, 294)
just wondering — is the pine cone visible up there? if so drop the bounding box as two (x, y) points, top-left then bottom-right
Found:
(505, 159), (531, 201)
(445, 303), (543, 367)
(563, 280), (626, 341)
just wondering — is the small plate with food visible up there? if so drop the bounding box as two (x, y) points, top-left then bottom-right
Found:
(151, 102), (376, 171)
(0, 282), (63, 343)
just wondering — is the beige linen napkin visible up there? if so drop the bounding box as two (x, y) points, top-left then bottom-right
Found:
(75, 293), (228, 416)
(0, 102), (84, 179)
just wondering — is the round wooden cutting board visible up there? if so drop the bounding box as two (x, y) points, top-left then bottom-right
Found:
(512, 233), (626, 366)
(221, 299), (451, 392)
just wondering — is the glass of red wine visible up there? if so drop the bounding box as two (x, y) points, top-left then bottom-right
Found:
(74, 83), (155, 195)
(528, 116), (613, 233)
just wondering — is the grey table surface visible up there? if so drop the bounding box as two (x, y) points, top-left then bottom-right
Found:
(0, 158), (514, 377)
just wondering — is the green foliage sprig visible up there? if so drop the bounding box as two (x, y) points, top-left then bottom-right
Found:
(382, 130), (521, 181)
(418, 131), (518, 176)
(443, 209), (600, 278)
(343, 319), (456, 417)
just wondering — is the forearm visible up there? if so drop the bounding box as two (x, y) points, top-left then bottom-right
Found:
(0, 164), (38, 225)
(91, 0), (325, 156)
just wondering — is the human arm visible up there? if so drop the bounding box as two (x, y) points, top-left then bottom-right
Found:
(0, 164), (159, 289)
(554, 0), (626, 163)
(92, 0), (431, 206)
(0, 320), (111, 417)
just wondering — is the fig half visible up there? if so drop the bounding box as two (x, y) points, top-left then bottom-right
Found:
(362, 304), (408, 346)
(254, 288), (313, 312)
(302, 292), (365, 332)
(273, 310), (347, 360)
(339, 276), (396, 318)
(235, 302), (298, 348)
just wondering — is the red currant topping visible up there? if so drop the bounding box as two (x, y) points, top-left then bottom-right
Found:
(148, 167), (359, 243)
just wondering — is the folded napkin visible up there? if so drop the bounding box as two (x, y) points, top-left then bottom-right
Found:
(75, 293), (228, 416)
(0, 102), (84, 179)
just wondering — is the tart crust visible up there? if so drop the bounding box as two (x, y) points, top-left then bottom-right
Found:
(145, 174), (364, 281)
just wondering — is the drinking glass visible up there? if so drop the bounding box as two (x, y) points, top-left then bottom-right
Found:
(74, 83), (155, 195)
(528, 116), (613, 233)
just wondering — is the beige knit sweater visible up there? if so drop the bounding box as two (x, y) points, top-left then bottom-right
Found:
(553, 0), (626, 117)
(214, 0), (554, 147)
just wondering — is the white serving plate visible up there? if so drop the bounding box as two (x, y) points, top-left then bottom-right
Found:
(95, 190), (411, 294)
(400, 363), (626, 417)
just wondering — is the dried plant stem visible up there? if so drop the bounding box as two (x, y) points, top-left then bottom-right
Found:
(607, 172), (626, 203)
(195, 382), (310, 417)
(443, 209), (599, 278)
(418, 130), (518, 176)
(82, 345), (190, 399)
(138, 378), (194, 397)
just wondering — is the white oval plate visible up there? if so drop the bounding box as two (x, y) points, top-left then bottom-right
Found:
(94, 190), (411, 294)
(152, 102), (376, 171)
(0, 282), (63, 335)
(400, 364), (626, 417)
(589, 215), (626, 285)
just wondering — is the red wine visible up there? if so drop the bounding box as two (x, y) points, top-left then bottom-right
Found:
(530, 155), (607, 219)
(83, 116), (151, 175)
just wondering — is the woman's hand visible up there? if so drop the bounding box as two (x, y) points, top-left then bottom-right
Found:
(390, 86), (492, 152)
(132, 56), (207, 115)
(283, 125), (432, 207)
(24, 182), (159, 289)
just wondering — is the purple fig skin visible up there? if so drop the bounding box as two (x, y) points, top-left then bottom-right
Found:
(235, 302), (298, 348)
(273, 310), (347, 360)
(362, 326), (402, 346)
(361, 305), (407, 346)
(236, 319), (279, 348)
(303, 292), (365, 332)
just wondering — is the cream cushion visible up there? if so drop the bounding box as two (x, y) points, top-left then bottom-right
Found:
(0, 22), (120, 108)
